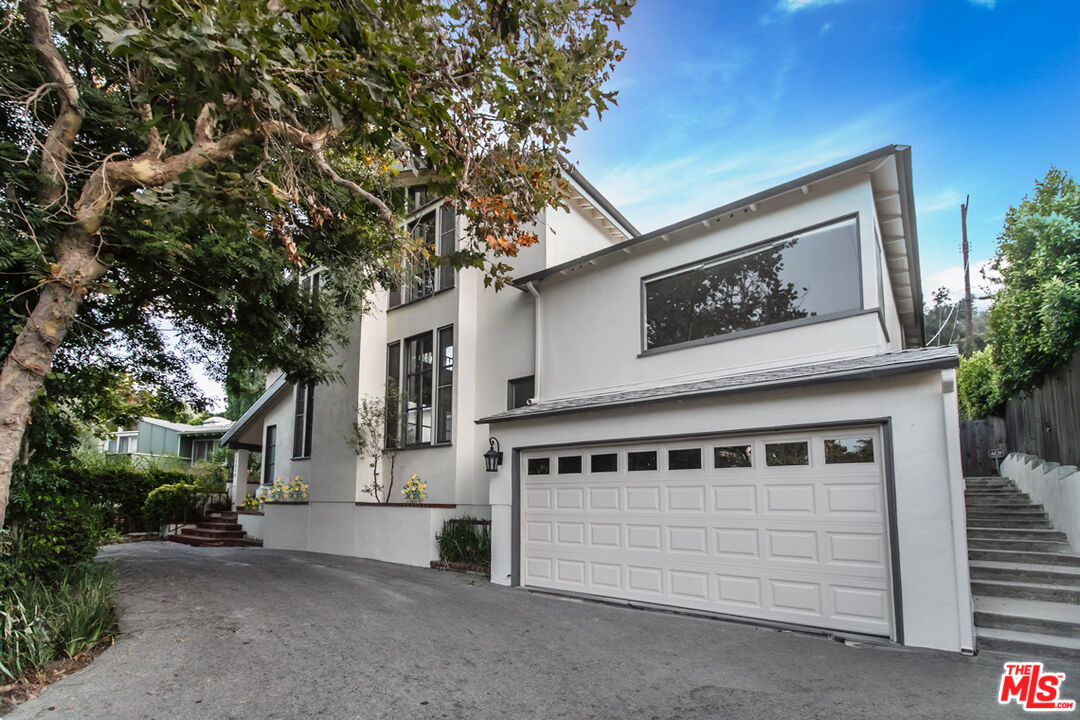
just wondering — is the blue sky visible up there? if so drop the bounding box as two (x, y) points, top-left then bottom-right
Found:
(566, 0), (1080, 302)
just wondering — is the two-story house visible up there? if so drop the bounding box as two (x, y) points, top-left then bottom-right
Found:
(220, 145), (973, 654)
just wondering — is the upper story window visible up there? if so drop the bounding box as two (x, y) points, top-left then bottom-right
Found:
(389, 188), (456, 308)
(643, 216), (861, 352)
(507, 376), (535, 410)
(388, 325), (454, 448)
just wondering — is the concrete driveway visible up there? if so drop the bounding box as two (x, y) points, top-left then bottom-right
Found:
(8, 543), (1076, 719)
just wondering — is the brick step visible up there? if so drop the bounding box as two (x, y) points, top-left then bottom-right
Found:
(976, 627), (1080, 661)
(968, 528), (1068, 542)
(968, 537), (1072, 553)
(971, 579), (1080, 604)
(196, 521), (243, 531)
(970, 561), (1080, 588)
(179, 527), (247, 540)
(969, 548), (1080, 567)
(167, 534), (262, 548)
(975, 597), (1080, 639)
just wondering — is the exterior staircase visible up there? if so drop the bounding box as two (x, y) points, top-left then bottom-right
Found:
(966, 476), (1080, 660)
(168, 511), (262, 548)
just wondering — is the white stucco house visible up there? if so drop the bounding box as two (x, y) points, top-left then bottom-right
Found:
(220, 145), (974, 654)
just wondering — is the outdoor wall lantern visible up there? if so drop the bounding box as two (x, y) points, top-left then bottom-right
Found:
(484, 437), (504, 472)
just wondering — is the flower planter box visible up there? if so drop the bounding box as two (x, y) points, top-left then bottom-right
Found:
(355, 501), (457, 508)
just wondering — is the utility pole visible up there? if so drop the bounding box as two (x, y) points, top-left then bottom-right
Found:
(961, 194), (973, 354)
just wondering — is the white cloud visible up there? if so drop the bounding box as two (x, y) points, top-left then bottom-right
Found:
(923, 260), (999, 310)
(919, 188), (964, 214)
(820, 21), (833, 34)
(968, 0), (996, 8)
(776, 0), (850, 12)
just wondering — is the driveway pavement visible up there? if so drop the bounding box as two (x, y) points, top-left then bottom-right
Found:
(7, 542), (1077, 719)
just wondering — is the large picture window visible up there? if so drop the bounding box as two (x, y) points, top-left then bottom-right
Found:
(390, 189), (456, 307)
(391, 326), (454, 448)
(643, 217), (861, 351)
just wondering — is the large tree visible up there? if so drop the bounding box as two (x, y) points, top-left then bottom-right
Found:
(0, 0), (632, 525)
(987, 167), (1080, 398)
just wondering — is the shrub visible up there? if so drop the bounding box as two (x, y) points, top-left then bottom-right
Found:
(142, 483), (201, 532)
(958, 348), (1004, 419)
(260, 477), (308, 503)
(3, 491), (104, 584)
(436, 517), (491, 567)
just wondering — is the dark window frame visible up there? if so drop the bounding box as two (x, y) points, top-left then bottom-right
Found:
(507, 375), (536, 410)
(402, 331), (434, 447)
(264, 425), (277, 484)
(292, 383), (314, 459)
(388, 325), (455, 450)
(639, 214), (863, 354)
(388, 193), (457, 309)
(435, 325), (454, 445)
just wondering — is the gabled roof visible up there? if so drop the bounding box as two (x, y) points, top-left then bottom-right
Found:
(514, 145), (925, 348)
(478, 345), (957, 424)
(218, 374), (289, 448)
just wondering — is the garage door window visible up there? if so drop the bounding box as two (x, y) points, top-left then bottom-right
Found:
(668, 448), (702, 470)
(765, 441), (809, 466)
(558, 456), (583, 474)
(591, 453), (618, 473)
(714, 445), (752, 468)
(628, 450), (657, 471)
(528, 458), (550, 475)
(825, 438), (875, 464)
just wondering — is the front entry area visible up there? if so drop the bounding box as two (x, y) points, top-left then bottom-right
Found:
(521, 425), (896, 637)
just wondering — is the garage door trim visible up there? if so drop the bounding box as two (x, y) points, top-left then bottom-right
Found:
(509, 416), (904, 643)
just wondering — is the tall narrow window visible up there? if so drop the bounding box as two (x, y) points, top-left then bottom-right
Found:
(293, 382), (314, 458)
(436, 326), (454, 444)
(403, 332), (434, 445)
(406, 213), (437, 302)
(386, 341), (401, 448)
(264, 425), (277, 484)
(438, 203), (456, 291)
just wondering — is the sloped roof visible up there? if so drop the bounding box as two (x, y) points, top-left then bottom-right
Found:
(141, 416), (233, 435)
(477, 346), (958, 425)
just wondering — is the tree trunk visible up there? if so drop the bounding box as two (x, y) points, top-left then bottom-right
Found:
(0, 234), (103, 527)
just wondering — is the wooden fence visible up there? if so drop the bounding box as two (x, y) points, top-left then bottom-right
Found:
(1004, 350), (1080, 469)
(959, 417), (1007, 477)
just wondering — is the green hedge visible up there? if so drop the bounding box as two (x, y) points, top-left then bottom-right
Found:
(436, 516), (491, 567)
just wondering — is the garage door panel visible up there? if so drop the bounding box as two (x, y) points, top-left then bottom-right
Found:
(522, 426), (892, 637)
(712, 485), (757, 513)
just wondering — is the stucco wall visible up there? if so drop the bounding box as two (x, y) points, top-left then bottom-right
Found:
(484, 368), (972, 653)
(1002, 453), (1080, 553)
(531, 177), (900, 401)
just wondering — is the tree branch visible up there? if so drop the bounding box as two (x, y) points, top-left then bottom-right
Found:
(24, 0), (82, 208)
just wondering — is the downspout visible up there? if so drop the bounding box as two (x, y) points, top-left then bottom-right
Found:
(941, 368), (976, 653)
(525, 281), (542, 401)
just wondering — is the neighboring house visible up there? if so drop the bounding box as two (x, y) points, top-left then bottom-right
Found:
(221, 146), (974, 654)
(104, 416), (233, 464)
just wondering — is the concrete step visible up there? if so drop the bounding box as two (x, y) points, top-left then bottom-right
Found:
(970, 561), (1080, 587)
(965, 506), (1045, 515)
(968, 537), (1072, 553)
(974, 596), (1080, 639)
(976, 627), (1080, 661)
(969, 548), (1080, 567)
(968, 528), (1069, 542)
(965, 517), (1052, 528)
(971, 579), (1080, 604)
(965, 502), (1044, 511)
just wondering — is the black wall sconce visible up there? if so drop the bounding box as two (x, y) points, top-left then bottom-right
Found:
(484, 437), (504, 472)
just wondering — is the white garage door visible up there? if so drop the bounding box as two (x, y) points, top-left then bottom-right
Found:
(521, 426), (893, 637)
